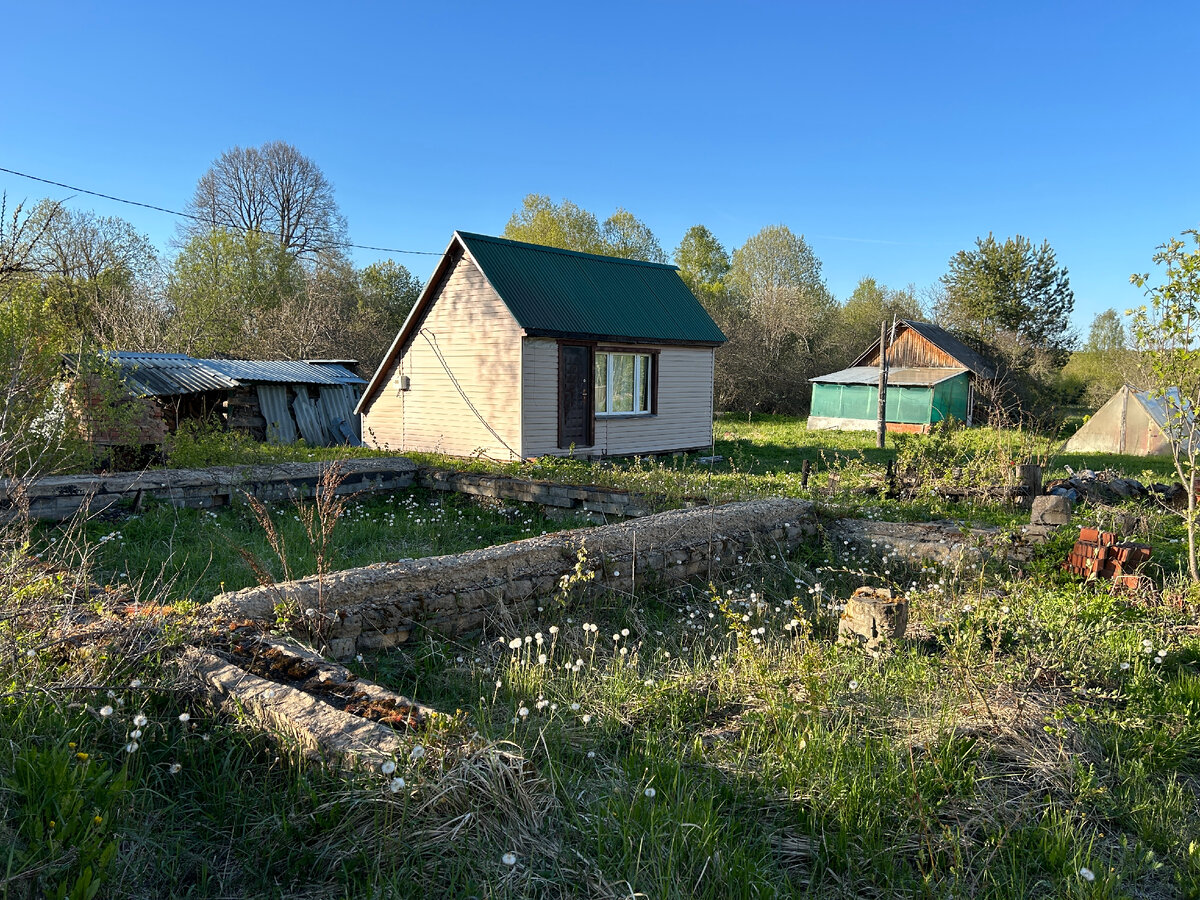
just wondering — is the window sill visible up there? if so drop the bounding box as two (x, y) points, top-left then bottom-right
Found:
(596, 412), (656, 419)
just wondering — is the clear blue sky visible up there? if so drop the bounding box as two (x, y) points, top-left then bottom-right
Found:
(4, 1), (1197, 336)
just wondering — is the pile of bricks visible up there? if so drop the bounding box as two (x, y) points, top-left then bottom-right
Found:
(1063, 527), (1152, 590)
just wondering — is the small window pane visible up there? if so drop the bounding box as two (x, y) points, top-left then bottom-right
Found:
(594, 353), (607, 414)
(637, 355), (650, 412)
(612, 354), (634, 412)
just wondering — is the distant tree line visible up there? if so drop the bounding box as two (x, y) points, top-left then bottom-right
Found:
(0, 141), (423, 380)
(505, 195), (1089, 419)
(3, 141), (1132, 450)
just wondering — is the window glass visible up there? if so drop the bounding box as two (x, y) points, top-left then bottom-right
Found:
(637, 354), (650, 412)
(594, 353), (608, 414)
(612, 354), (635, 412)
(593, 351), (652, 415)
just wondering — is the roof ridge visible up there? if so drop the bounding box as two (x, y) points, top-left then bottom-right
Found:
(455, 230), (679, 270)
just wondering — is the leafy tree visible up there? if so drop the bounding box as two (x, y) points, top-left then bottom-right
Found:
(600, 209), (666, 263)
(673, 225), (730, 308)
(1083, 308), (1129, 353)
(1130, 229), (1200, 582)
(503, 195), (665, 262)
(166, 229), (302, 357)
(938, 234), (1076, 365)
(27, 200), (162, 349)
(830, 276), (924, 368)
(1061, 308), (1136, 407)
(719, 225), (835, 412)
(183, 142), (348, 257)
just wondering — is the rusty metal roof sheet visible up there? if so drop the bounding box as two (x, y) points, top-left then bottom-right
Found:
(811, 366), (969, 387)
(100, 353), (365, 397)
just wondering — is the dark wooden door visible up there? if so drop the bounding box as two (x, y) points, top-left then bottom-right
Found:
(558, 344), (593, 449)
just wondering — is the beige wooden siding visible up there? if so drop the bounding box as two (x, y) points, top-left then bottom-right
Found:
(521, 339), (715, 457)
(361, 253), (524, 459)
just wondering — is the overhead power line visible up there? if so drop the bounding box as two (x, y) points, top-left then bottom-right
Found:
(0, 164), (443, 257)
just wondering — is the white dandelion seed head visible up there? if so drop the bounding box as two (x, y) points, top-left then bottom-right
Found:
(178, 713), (191, 723)
(133, 713), (148, 727)
(99, 705), (114, 717)
(502, 851), (518, 866)
(849, 680), (859, 690)
(1079, 867), (1095, 882)
(508, 638), (522, 650)
(389, 776), (406, 792)
(644, 787), (656, 798)
(168, 763), (182, 775)
(410, 745), (425, 760)
(381, 760), (397, 775)
(130, 679), (142, 689)
(125, 741), (139, 753)
(518, 707), (530, 718)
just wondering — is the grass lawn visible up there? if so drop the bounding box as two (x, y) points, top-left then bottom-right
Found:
(44, 488), (593, 607)
(4, 417), (1199, 898)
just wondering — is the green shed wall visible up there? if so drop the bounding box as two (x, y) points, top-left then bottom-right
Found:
(811, 372), (970, 426)
(930, 373), (969, 424)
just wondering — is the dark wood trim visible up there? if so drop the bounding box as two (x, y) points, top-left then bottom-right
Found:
(557, 341), (594, 449)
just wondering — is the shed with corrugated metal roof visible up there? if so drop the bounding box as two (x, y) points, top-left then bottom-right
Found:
(72, 353), (367, 449)
(357, 231), (727, 460)
(808, 320), (995, 433)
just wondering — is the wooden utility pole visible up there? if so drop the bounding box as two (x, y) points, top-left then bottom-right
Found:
(875, 320), (889, 449)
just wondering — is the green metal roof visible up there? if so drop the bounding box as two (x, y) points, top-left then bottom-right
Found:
(456, 231), (727, 346)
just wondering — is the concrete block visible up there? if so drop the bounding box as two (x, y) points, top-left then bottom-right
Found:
(1031, 494), (1072, 527)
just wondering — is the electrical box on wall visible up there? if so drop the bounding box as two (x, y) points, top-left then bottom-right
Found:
(400, 375), (411, 391)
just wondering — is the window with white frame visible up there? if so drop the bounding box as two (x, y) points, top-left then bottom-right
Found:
(594, 351), (652, 415)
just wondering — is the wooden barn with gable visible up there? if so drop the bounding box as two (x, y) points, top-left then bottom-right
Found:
(808, 320), (996, 432)
(356, 231), (728, 459)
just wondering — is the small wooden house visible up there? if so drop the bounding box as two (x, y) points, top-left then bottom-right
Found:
(356, 231), (727, 459)
(808, 320), (995, 433)
(75, 353), (366, 449)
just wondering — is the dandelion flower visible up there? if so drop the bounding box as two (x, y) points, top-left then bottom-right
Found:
(389, 777), (406, 792)
(1079, 867), (1095, 882)
(518, 706), (530, 718)
(410, 745), (426, 760)
(549, 626), (559, 635)
(130, 729), (142, 740)
(587, 750), (596, 758)
(508, 638), (522, 650)
(178, 713), (191, 723)
(76, 752), (89, 761)
(849, 680), (859, 690)
(502, 851), (518, 866)
(644, 787), (656, 798)
(130, 679), (142, 689)
(169, 763), (182, 775)
(621, 628), (630, 637)
(125, 741), (139, 753)
(382, 760), (397, 775)
(99, 705), (114, 717)
(570, 702), (581, 711)
(133, 713), (148, 727)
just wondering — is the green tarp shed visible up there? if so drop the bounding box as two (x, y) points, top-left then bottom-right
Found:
(807, 366), (970, 431)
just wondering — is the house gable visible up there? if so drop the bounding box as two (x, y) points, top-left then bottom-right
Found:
(851, 320), (996, 378)
(357, 244), (524, 458)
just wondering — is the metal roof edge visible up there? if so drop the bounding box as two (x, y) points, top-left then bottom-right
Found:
(455, 230), (680, 271)
(522, 328), (724, 347)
